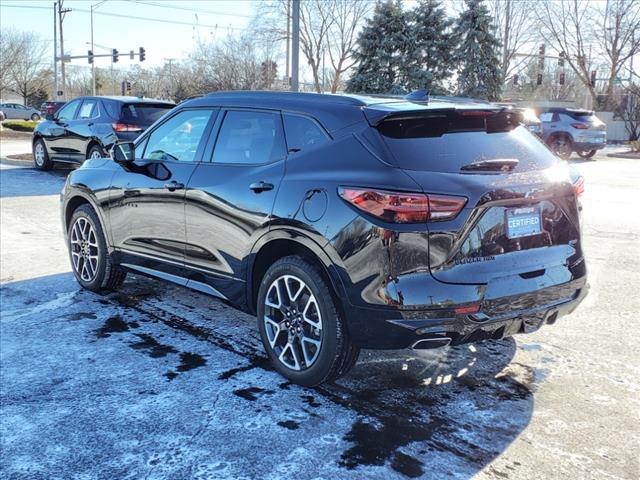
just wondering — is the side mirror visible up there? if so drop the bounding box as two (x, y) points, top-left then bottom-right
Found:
(45, 113), (55, 121)
(111, 141), (135, 164)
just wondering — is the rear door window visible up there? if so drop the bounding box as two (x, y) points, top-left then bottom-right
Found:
(378, 114), (558, 173)
(212, 110), (286, 165)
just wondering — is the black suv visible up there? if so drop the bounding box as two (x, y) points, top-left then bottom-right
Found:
(33, 96), (174, 170)
(61, 92), (587, 386)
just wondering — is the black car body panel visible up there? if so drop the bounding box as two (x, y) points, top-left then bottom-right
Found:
(34, 96), (175, 164)
(61, 92), (587, 350)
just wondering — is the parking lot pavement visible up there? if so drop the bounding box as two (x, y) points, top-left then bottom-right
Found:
(1, 150), (639, 479)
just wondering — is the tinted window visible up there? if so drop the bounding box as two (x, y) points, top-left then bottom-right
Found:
(78, 99), (97, 119)
(379, 122), (558, 173)
(121, 103), (173, 125)
(213, 110), (284, 165)
(56, 100), (82, 122)
(102, 100), (120, 119)
(143, 109), (213, 162)
(283, 114), (329, 152)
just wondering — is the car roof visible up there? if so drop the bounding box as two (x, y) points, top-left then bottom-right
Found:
(72, 95), (175, 105)
(182, 91), (503, 133)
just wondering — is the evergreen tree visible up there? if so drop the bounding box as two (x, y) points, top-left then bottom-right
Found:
(346, 1), (409, 94)
(402, 0), (455, 93)
(453, 0), (502, 100)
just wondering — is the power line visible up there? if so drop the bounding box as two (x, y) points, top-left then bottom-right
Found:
(126, 0), (253, 19)
(1, 2), (246, 31)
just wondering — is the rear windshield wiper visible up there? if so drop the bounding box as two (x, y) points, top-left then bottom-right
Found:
(460, 158), (519, 173)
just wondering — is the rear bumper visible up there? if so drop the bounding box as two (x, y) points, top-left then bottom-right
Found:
(344, 276), (588, 349)
(573, 140), (606, 151)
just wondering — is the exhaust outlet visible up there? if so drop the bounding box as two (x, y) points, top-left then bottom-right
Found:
(411, 337), (451, 349)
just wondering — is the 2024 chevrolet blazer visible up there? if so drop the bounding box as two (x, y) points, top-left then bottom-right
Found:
(61, 91), (588, 386)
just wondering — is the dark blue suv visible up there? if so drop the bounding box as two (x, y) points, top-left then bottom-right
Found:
(32, 96), (174, 170)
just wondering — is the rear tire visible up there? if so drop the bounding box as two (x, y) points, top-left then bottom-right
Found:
(67, 204), (126, 292)
(33, 138), (53, 171)
(577, 149), (596, 159)
(548, 135), (573, 160)
(257, 256), (359, 386)
(87, 144), (105, 160)
(30, 113), (41, 122)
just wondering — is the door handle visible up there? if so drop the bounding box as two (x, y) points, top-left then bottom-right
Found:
(123, 188), (140, 197)
(249, 181), (274, 193)
(164, 181), (185, 191)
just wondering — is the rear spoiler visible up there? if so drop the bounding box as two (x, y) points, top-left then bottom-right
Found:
(369, 108), (524, 138)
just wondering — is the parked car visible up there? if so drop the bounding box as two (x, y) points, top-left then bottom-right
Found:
(539, 108), (606, 159)
(61, 91), (588, 386)
(32, 96), (175, 170)
(0, 102), (41, 121)
(40, 101), (66, 119)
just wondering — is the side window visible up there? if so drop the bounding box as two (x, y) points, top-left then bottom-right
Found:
(78, 100), (97, 119)
(552, 113), (560, 122)
(143, 109), (213, 162)
(56, 100), (81, 122)
(212, 110), (285, 165)
(283, 113), (329, 152)
(539, 112), (553, 122)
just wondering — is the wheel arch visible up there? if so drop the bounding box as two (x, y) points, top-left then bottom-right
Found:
(247, 230), (347, 317)
(63, 192), (111, 251)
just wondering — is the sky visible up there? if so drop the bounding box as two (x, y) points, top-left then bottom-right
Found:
(0, 0), (257, 67)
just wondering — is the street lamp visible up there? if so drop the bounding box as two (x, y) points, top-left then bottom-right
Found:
(90, 0), (107, 95)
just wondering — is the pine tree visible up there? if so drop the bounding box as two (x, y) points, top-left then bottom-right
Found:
(402, 0), (455, 93)
(453, 0), (502, 100)
(346, 1), (409, 94)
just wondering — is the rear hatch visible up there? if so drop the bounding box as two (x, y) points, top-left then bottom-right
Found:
(120, 102), (174, 129)
(564, 109), (606, 143)
(370, 106), (584, 290)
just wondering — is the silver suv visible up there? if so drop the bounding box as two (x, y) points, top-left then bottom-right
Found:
(539, 108), (606, 159)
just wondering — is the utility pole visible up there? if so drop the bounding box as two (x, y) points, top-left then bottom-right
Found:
(58, 0), (71, 100)
(285, 0), (290, 82)
(291, 0), (300, 92)
(53, 2), (58, 99)
(164, 58), (175, 100)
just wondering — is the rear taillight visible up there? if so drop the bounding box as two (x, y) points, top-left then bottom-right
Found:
(573, 176), (585, 198)
(112, 123), (143, 133)
(571, 123), (589, 130)
(338, 187), (467, 223)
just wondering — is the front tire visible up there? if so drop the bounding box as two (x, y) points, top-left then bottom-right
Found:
(68, 204), (126, 292)
(33, 138), (53, 171)
(257, 256), (359, 386)
(577, 149), (597, 159)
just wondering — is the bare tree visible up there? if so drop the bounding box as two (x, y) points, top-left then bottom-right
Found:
(326, 0), (372, 93)
(618, 83), (640, 141)
(537, 0), (640, 109)
(8, 31), (49, 105)
(489, 0), (541, 82)
(0, 29), (24, 99)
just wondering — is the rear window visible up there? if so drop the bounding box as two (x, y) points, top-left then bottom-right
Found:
(378, 114), (558, 173)
(120, 103), (173, 125)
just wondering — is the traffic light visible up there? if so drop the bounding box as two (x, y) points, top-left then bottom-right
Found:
(126, 81), (132, 93)
(539, 44), (546, 56)
(558, 51), (565, 67)
(87, 50), (93, 64)
(112, 48), (119, 63)
(590, 70), (597, 87)
(538, 44), (545, 70)
(139, 47), (146, 62)
(512, 75), (519, 86)
(537, 73), (543, 86)
(559, 73), (565, 85)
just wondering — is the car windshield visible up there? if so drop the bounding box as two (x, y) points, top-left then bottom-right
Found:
(121, 103), (173, 125)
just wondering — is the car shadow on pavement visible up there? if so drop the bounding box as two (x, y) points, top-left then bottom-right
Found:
(1, 272), (534, 479)
(0, 161), (70, 198)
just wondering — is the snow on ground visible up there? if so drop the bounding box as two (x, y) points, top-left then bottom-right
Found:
(1, 149), (639, 479)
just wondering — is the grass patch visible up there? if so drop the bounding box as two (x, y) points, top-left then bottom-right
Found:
(2, 120), (37, 132)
